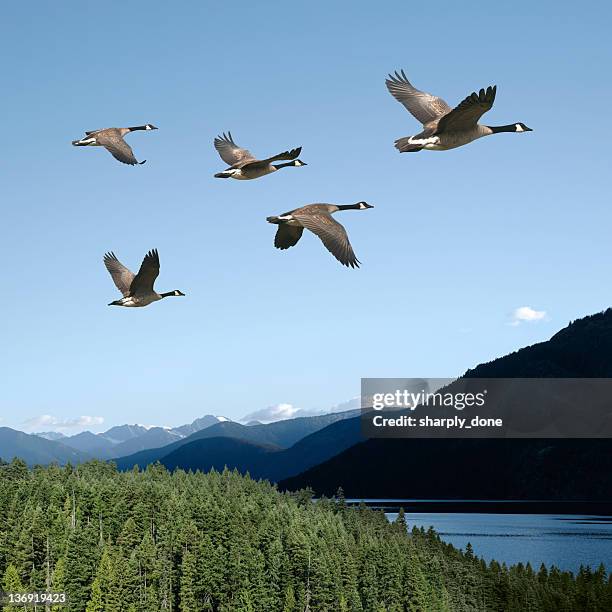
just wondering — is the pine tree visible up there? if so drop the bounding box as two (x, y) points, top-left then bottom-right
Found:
(85, 576), (103, 612)
(50, 557), (66, 612)
(282, 584), (296, 612)
(63, 522), (100, 611)
(179, 548), (198, 612)
(2, 564), (24, 612)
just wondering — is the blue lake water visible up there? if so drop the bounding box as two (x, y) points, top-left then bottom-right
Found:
(385, 512), (612, 573)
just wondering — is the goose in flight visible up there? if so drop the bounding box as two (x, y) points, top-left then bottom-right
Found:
(213, 132), (306, 180)
(104, 249), (185, 307)
(72, 124), (158, 165)
(385, 70), (532, 152)
(267, 202), (373, 268)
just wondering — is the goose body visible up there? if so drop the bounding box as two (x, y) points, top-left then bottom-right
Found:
(72, 124), (158, 165)
(386, 70), (531, 152)
(213, 132), (306, 180)
(104, 249), (185, 307)
(267, 202), (373, 268)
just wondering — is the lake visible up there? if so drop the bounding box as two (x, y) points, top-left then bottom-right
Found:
(385, 511), (612, 573)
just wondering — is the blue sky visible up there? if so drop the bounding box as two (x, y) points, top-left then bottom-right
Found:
(2, 1), (611, 433)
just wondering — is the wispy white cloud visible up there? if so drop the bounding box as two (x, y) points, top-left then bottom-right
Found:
(241, 403), (300, 424)
(510, 306), (547, 326)
(327, 397), (359, 413)
(22, 415), (104, 434)
(241, 397), (360, 424)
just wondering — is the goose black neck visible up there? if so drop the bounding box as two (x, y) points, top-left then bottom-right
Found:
(273, 161), (295, 170)
(337, 204), (362, 211)
(160, 291), (176, 298)
(487, 124), (518, 134)
(128, 125), (149, 132)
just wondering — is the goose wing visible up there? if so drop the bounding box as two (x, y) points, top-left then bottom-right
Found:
(241, 147), (302, 169)
(274, 225), (304, 250)
(214, 132), (255, 166)
(104, 252), (135, 297)
(435, 86), (497, 133)
(292, 213), (360, 268)
(96, 131), (141, 165)
(385, 70), (452, 125)
(129, 249), (160, 295)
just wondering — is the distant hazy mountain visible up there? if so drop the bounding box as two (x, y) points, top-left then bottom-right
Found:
(110, 427), (184, 457)
(115, 410), (359, 470)
(60, 431), (117, 459)
(28, 416), (226, 461)
(99, 424), (149, 445)
(36, 432), (67, 441)
(280, 309), (612, 500)
(172, 415), (220, 437)
(0, 428), (90, 465)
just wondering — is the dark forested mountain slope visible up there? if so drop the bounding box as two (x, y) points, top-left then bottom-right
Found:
(159, 437), (279, 475)
(156, 417), (363, 482)
(280, 437), (612, 499)
(465, 308), (612, 378)
(281, 309), (612, 499)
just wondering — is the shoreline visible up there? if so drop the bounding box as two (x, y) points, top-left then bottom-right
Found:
(344, 499), (612, 515)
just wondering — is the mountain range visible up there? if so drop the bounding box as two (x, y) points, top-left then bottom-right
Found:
(113, 410), (360, 475)
(3, 308), (612, 501)
(0, 415), (227, 465)
(1, 410), (358, 471)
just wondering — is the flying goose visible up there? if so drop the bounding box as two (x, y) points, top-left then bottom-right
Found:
(104, 249), (185, 307)
(385, 70), (532, 152)
(213, 132), (306, 180)
(267, 202), (373, 268)
(72, 125), (158, 165)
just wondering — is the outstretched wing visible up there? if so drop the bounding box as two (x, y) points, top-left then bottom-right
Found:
(274, 225), (304, 250)
(96, 132), (141, 165)
(129, 249), (160, 294)
(242, 147), (302, 169)
(435, 86), (497, 133)
(103, 252), (135, 297)
(214, 132), (255, 166)
(292, 213), (360, 268)
(385, 70), (452, 125)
